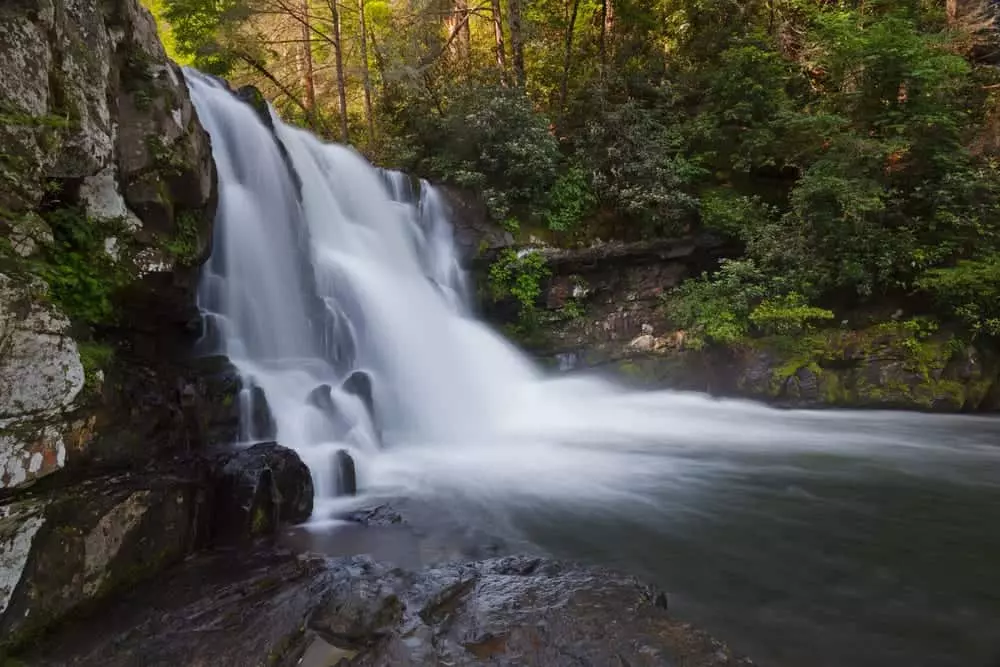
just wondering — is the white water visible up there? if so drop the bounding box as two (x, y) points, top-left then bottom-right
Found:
(185, 72), (1000, 523)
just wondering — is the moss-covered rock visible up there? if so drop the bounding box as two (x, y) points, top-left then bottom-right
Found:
(728, 322), (996, 410)
(0, 471), (209, 652)
(0, 0), (218, 488)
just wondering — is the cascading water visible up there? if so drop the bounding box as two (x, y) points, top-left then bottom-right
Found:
(186, 72), (1000, 667)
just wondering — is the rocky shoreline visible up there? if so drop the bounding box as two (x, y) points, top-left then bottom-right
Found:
(10, 515), (755, 667)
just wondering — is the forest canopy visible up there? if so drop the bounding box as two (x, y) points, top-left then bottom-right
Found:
(143, 0), (1000, 344)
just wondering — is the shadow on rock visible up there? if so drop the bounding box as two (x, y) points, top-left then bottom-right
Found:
(15, 550), (755, 667)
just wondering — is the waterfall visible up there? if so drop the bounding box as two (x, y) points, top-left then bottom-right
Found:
(186, 72), (1000, 519)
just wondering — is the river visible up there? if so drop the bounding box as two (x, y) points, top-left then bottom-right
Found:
(187, 70), (1000, 667)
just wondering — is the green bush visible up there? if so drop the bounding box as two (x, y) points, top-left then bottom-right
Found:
(543, 165), (596, 232)
(917, 257), (1000, 337)
(488, 248), (551, 328)
(667, 260), (833, 347)
(394, 83), (561, 225)
(749, 293), (835, 336)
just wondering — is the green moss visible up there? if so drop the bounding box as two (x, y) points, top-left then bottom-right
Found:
(162, 211), (201, 265)
(0, 111), (73, 130)
(746, 318), (983, 409)
(251, 504), (270, 535)
(34, 208), (135, 326)
(78, 342), (114, 392)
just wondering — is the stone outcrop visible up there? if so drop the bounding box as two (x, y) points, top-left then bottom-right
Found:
(0, 0), (217, 490)
(211, 442), (314, 543)
(0, 0), (235, 651)
(0, 471), (210, 649)
(438, 185), (514, 262)
(14, 549), (754, 667)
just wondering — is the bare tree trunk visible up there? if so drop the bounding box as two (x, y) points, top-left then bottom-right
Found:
(490, 0), (507, 80)
(599, 0), (614, 74)
(559, 0), (580, 109)
(300, 0), (317, 113)
(508, 0), (525, 86)
(369, 25), (389, 97)
(445, 0), (471, 62)
(358, 0), (376, 143)
(328, 0), (349, 142)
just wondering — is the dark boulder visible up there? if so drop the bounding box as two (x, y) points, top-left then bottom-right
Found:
(333, 449), (357, 497)
(211, 442), (313, 542)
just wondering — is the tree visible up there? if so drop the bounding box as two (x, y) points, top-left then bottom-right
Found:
(559, 0), (582, 109)
(508, 0), (525, 85)
(490, 0), (507, 79)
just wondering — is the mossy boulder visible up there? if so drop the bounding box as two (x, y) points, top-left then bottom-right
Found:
(0, 471), (209, 652)
(211, 443), (314, 543)
(728, 323), (997, 411)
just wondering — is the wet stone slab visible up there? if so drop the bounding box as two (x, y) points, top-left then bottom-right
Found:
(13, 545), (754, 667)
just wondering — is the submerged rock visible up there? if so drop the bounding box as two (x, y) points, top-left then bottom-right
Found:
(15, 549), (754, 667)
(211, 442), (313, 542)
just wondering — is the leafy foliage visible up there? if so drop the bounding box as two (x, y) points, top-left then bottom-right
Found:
(488, 248), (551, 328)
(393, 83), (562, 226)
(917, 257), (1000, 337)
(145, 0), (1000, 340)
(36, 208), (132, 326)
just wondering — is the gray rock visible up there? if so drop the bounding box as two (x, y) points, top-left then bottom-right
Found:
(0, 472), (209, 650)
(13, 550), (754, 667)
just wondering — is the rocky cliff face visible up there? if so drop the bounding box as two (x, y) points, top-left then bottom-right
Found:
(0, 0), (227, 650)
(0, 0), (217, 490)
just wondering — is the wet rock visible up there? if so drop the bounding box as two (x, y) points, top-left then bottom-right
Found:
(341, 504), (405, 527)
(306, 383), (336, 417)
(235, 85), (273, 129)
(0, 472), (208, 651)
(342, 371), (375, 418)
(437, 185), (515, 262)
(333, 449), (357, 497)
(14, 551), (754, 667)
(211, 442), (314, 542)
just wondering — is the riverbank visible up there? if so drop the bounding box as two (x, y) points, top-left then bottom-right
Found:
(9, 505), (754, 667)
(470, 234), (1000, 412)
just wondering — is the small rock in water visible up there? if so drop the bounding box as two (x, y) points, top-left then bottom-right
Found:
(341, 503), (405, 526)
(334, 449), (357, 496)
(342, 371), (375, 419)
(306, 383), (336, 417)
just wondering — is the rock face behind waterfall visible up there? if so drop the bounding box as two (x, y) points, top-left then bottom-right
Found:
(0, 0), (216, 489)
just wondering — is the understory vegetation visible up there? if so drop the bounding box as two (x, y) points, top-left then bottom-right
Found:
(145, 0), (1000, 345)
